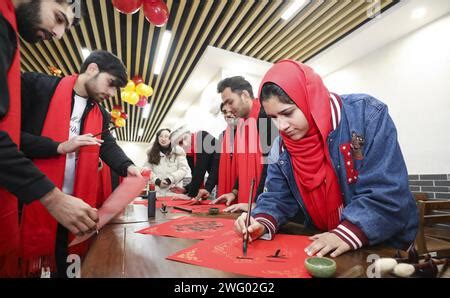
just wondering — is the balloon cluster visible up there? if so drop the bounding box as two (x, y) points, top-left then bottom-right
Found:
(48, 66), (62, 77)
(111, 105), (128, 128)
(121, 76), (153, 108)
(112, 0), (169, 27)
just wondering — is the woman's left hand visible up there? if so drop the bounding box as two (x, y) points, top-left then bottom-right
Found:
(305, 232), (351, 258)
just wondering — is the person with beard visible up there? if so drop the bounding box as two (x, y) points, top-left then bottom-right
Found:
(216, 103), (256, 213)
(234, 60), (418, 258)
(216, 103), (238, 199)
(0, 0), (99, 277)
(143, 128), (191, 197)
(19, 50), (144, 277)
(214, 76), (278, 208)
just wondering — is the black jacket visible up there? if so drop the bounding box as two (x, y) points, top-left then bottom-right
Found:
(184, 131), (219, 197)
(20, 72), (134, 177)
(0, 14), (55, 204)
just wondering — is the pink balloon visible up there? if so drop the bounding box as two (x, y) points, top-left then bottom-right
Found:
(143, 0), (169, 27)
(112, 0), (143, 15)
(137, 96), (148, 108)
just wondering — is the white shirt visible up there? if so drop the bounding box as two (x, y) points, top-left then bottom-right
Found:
(62, 94), (88, 195)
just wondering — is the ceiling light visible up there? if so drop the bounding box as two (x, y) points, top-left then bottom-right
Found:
(142, 103), (151, 119)
(281, 0), (309, 21)
(81, 48), (91, 61)
(411, 7), (427, 20)
(154, 31), (172, 75)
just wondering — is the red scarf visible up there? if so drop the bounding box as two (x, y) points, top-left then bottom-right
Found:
(259, 60), (343, 231)
(20, 75), (103, 276)
(232, 100), (263, 203)
(0, 0), (21, 277)
(217, 126), (235, 197)
(96, 162), (113, 208)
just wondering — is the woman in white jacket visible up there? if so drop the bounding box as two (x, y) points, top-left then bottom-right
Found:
(143, 128), (191, 197)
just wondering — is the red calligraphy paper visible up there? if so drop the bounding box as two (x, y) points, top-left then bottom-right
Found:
(136, 216), (235, 240)
(167, 230), (312, 278)
(70, 174), (149, 246)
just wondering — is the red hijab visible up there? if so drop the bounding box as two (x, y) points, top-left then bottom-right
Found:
(259, 60), (343, 231)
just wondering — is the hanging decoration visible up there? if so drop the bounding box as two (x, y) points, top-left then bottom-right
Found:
(111, 105), (127, 128)
(112, 0), (143, 15)
(48, 66), (62, 77)
(120, 76), (153, 108)
(112, 0), (169, 27)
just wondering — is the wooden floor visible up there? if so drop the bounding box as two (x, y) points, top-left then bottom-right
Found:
(81, 204), (450, 278)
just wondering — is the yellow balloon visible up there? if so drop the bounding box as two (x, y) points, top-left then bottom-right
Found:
(135, 83), (147, 96)
(115, 117), (126, 128)
(145, 86), (154, 97)
(124, 80), (136, 93)
(111, 109), (121, 119)
(136, 83), (154, 97)
(121, 90), (131, 103)
(128, 92), (140, 105)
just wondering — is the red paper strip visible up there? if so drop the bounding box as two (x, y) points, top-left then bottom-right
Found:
(70, 174), (149, 246)
(167, 230), (312, 278)
(136, 216), (235, 240)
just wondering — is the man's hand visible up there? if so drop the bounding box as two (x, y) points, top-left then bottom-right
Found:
(127, 165), (142, 178)
(196, 189), (210, 199)
(305, 232), (352, 258)
(57, 133), (103, 154)
(234, 212), (266, 242)
(210, 192), (237, 206)
(40, 188), (99, 236)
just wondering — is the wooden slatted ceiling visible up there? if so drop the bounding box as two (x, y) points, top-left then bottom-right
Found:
(19, 0), (398, 143)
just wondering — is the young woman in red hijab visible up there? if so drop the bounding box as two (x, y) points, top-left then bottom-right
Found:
(235, 60), (418, 258)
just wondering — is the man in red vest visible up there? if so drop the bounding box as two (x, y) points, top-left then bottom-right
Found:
(0, 0), (98, 277)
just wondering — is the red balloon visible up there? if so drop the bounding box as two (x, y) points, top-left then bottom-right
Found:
(132, 76), (144, 85)
(120, 112), (128, 120)
(112, 0), (143, 15)
(143, 0), (169, 27)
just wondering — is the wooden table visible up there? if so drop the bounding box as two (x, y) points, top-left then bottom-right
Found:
(81, 204), (449, 278)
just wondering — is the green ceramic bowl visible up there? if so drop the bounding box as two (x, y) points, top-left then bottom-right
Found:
(305, 257), (337, 278)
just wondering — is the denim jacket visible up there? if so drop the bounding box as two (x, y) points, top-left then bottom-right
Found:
(252, 94), (418, 249)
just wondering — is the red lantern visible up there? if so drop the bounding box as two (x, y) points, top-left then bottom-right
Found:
(132, 76), (144, 85)
(120, 112), (128, 120)
(143, 0), (169, 27)
(112, 0), (143, 15)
